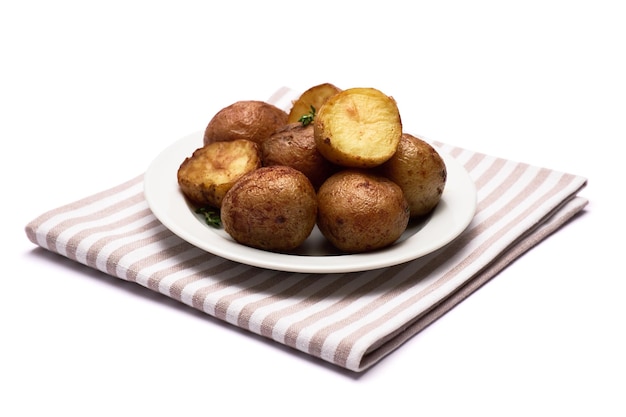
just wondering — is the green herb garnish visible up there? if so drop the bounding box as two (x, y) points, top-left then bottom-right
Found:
(195, 206), (222, 228)
(298, 105), (316, 126)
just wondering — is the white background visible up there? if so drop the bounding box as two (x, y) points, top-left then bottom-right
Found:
(2, 1), (624, 416)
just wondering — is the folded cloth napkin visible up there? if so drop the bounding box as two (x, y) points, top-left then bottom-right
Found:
(25, 87), (588, 372)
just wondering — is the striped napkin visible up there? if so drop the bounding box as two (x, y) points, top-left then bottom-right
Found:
(25, 87), (588, 372)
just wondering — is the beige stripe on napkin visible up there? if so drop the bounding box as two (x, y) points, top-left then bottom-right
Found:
(25, 87), (588, 372)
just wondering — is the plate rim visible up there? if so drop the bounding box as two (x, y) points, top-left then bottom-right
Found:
(144, 131), (477, 274)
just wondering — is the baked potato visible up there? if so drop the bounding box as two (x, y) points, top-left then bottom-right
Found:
(177, 139), (261, 208)
(314, 87), (402, 168)
(316, 169), (410, 253)
(287, 82), (342, 124)
(378, 133), (447, 217)
(220, 166), (318, 252)
(261, 122), (338, 189)
(203, 100), (288, 146)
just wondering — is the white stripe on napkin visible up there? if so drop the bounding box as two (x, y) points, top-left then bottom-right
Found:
(25, 87), (587, 372)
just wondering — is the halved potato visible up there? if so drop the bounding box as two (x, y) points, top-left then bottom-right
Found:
(313, 87), (402, 168)
(203, 100), (288, 146)
(177, 139), (261, 208)
(287, 83), (342, 124)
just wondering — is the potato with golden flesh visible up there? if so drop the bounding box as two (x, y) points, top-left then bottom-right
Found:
(314, 87), (402, 168)
(261, 122), (338, 189)
(316, 170), (410, 253)
(203, 100), (288, 146)
(378, 133), (447, 217)
(177, 139), (261, 208)
(221, 166), (318, 252)
(287, 82), (342, 124)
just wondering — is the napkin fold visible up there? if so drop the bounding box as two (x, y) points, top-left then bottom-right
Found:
(25, 87), (588, 372)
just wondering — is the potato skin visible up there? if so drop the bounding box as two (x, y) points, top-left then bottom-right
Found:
(203, 100), (288, 146)
(177, 139), (261, 208)
(316, 170), (410, 253)
(221, 166), (318, 252)
(378, 133), (447, 217)
(261, 122), (338, 189)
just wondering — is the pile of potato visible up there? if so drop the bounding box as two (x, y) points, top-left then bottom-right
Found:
(177, 83), (447, 254)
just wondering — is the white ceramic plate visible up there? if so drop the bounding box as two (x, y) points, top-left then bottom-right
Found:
(144, 132), (477, 273)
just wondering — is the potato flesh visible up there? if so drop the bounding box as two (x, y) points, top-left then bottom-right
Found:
(328, 100), (394, 155)
(191, 147), (249, 183)
(287, 83), (342, 124)
(314, 88), (402, 168)
(177, 139), (261, 208)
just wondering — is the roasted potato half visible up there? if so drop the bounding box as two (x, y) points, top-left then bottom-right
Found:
(316, 170), (410, 253)
(378, 133), (447, 217)
(203, 100), (288, 146)
(221, 166), (318, 252)
(261, 122), (338, 189)
(286, 82), (342, 124)
(177, 139), (261, 208)
(314, 87), (402, 168)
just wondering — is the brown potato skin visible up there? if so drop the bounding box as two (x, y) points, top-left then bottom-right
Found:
(261, 122), (338, 189)
(378, 133), (447, 217)
(203, 100), (288, 146)
(316, 170), (410, 253)
(221, 166), (318, 252)
(177, 139), (262, 208)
